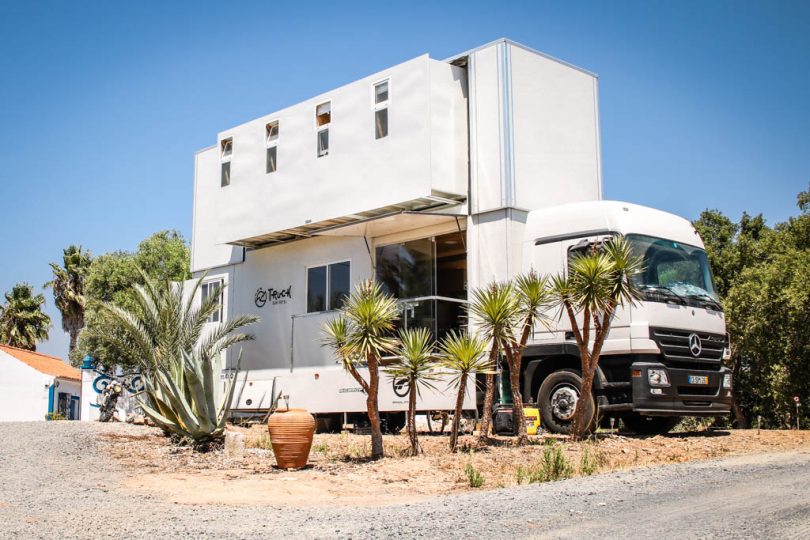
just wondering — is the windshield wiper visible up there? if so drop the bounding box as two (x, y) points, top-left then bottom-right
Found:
(687, 293), (724, 311)
(639, 285), (688, 305)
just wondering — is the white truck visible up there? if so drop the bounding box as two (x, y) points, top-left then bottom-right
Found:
(518, 200), (732, 434)
(190, 39), (732, 434)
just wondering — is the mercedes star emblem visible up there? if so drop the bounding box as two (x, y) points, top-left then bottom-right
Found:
(688, 333), (702, 357)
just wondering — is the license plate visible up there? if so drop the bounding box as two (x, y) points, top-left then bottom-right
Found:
(688, 375), (709, 385)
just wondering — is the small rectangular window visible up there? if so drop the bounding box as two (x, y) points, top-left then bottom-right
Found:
(221, 138), (233, 159)
(328, 261), (350, 310)
(201, 280), (224, 323)
(316, 102), (331, 127)
(373, 81), (389, 139)
(265, 121), (279, 144)
(266, 146), (277, 174)
(375, 108), (388, 139)
(317, 129), (329, 157)
(374, 81), (389, 104)
(307, 266), (327, 313)
(307, 261), (351, 313)
(221, 137), (233, 186)
(221, 161), (231, 187)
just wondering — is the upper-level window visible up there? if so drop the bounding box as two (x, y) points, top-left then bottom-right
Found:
(220, 138), (233, 187)
(374, 81), (389, 139)
(266, 121), (279, 174)
(266, 121), (279, 144)
(307, 261), (350, 313)
(316, 101), (330, 157)
(201, 279), (224, 323)
(221, 138), (233, 159)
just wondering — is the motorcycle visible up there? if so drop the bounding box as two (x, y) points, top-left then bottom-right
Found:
(98, 381), (123, 422)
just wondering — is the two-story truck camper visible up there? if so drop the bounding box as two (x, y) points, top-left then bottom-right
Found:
(190, 39), (732, 434)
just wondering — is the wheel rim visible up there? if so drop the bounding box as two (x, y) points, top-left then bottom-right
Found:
(550, 384), (579, 422)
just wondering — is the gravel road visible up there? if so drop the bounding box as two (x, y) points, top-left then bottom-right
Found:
(1, 422), (808, 539)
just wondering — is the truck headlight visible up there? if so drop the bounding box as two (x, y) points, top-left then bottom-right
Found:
(648, 368), (670, 387)
(722, 373), (732, 389)
(722, 347), (731, 361)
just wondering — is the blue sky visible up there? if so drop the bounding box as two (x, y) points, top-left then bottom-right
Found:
(0, 1), (808, 358)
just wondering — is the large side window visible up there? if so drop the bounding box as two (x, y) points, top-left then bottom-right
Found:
(307, 261), (350, 313)
(201, 279), (224, 323)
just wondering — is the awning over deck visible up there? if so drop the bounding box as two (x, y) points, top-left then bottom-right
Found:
(227, 193), (466, 249)
(315, 210), (465, 239)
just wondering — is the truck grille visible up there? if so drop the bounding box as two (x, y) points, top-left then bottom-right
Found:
(649, 327), (727, 371)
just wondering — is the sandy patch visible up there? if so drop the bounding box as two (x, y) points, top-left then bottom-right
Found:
(102, 426), (810, 507)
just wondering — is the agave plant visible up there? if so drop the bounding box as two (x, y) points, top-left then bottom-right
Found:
(86, 271), (259, 445)
(438, 330), (491, 452)
(139, 348), (243, 444)
(385, 327), (440, 456)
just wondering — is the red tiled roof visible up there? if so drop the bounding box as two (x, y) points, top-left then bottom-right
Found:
(0, 344), (81, 381)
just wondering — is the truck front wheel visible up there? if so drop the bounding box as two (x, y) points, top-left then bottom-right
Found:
(622, 414), (680, 435)
(537, 369), (594, 435)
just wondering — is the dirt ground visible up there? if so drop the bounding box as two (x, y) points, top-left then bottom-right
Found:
(102, 425), (810, 508)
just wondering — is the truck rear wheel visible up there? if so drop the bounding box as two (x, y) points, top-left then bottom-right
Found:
(622, 414), (680, 435)
(537, 369), (594, 435)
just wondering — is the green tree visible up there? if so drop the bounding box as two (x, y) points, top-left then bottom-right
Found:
(550, 237), (642, 439)
(45, 245), (92, 354)
(77, 230), (191, 367)
(322, 280), (399, 460)
(85, 273), (258, 444)
(695, 184), (810, 428)
(0, 283), (52, 351)
(384, 327), (440, 456)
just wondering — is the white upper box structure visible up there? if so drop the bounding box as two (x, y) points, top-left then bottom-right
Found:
(191, 39), (602, 274)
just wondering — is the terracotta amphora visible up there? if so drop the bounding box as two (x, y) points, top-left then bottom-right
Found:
(267, 408), (315, 469)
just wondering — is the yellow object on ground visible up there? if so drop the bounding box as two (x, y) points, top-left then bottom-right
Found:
(524, 407), (541, 435)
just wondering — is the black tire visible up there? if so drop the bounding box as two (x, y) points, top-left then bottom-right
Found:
(537, 369), (595, 435)
(382, 412), (406, 434)
(621, 414), (680, 435)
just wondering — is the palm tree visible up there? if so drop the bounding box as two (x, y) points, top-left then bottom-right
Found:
(0, 283), (51, 351)
(468, 282), (520, 442)
(550, 237), (642, 439)
(385, 327), (440, 456)
(322, 279), (399, 460)
(45, 245), (92, 354)
(439, 330), (490, 452)
(85, 272), (259, 444)
(502, 270), (553, 444)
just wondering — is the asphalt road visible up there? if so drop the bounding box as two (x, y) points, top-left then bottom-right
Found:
(1, 422), (808, 539)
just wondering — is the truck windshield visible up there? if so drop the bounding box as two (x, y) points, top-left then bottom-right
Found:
(626, 234), (721, 309)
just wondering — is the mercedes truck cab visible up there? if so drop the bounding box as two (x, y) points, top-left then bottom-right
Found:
(521, 200), (733, 434)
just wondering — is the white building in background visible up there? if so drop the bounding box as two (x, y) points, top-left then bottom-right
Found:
(191, 38), (602, 421)
(0, 345), (81, 421)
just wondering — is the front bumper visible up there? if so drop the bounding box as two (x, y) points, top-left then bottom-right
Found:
(630, 362), (733, 417)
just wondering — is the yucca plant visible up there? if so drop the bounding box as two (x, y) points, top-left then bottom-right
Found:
(86, 271), (259, 446)
(385, 327), (440, 456)
(503, 270), (553, 444)
(322, 279), (399, 460)
(468, 282), (520, 442)
(439, 330), (491, 452)
(550, 236), (642, 439)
